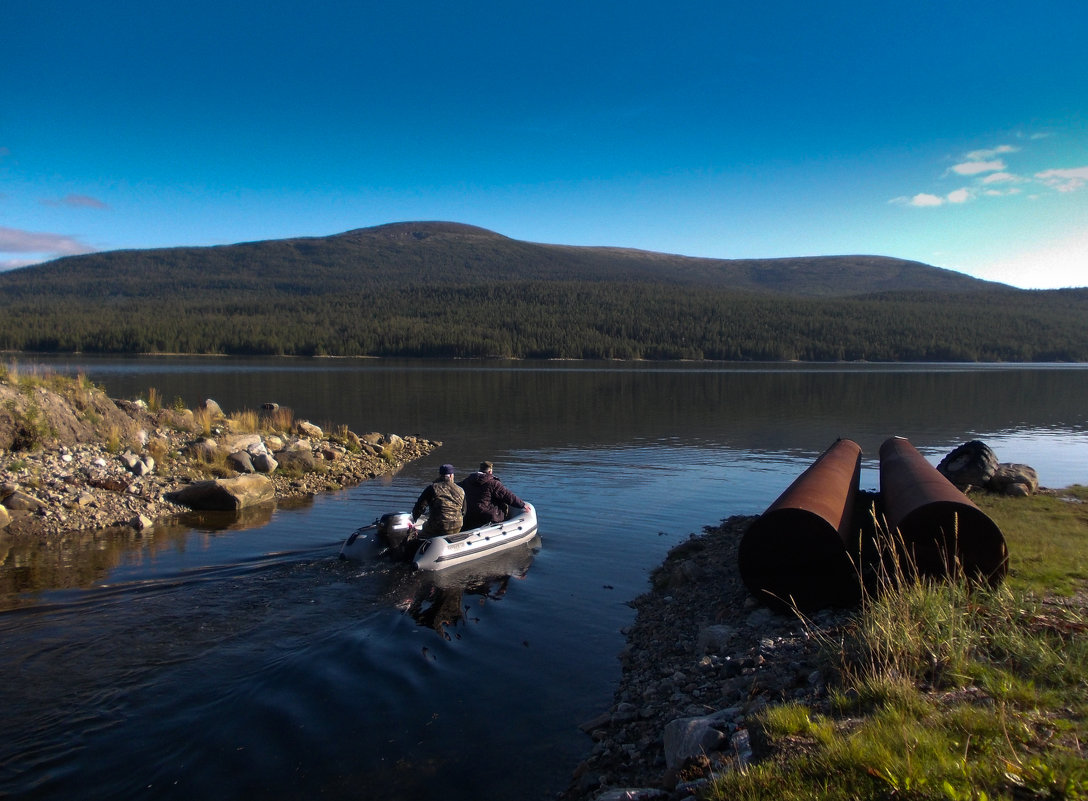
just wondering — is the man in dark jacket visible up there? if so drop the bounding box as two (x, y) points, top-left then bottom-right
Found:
(413, 463), (466, 537)
(459, 461), (526, 530)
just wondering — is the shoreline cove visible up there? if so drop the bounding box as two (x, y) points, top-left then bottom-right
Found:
(5, 372), (1086, 800)
(0, 378), (828, 799)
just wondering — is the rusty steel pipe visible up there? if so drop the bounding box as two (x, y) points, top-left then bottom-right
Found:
(878, 436), (1008, 584)
(738, 439), (863, 611)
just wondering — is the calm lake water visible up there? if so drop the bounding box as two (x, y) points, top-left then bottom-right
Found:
(2, 358), (1086, 800)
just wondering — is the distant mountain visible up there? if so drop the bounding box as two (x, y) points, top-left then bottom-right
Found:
(1, 221), (1005, 299)
(0, 222), (1084, 361)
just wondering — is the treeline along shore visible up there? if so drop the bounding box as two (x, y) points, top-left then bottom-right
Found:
(0, 365), (438, 540)
(1, 222), (1086, 361)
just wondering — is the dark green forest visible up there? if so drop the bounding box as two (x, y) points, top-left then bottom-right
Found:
(1, 222), (1085, 361)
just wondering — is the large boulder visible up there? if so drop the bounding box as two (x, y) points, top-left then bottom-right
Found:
(186, 438), (220, 460)
(252, 453), (279, 474)
(936, 440), (998, 491)
(223, 433), (264, 454)
(227, 451), (256, 474)
(341, 430), (363, 451)
(166, 475), (275, 511)
(276, 449), (316, 472)
(3, 490), (44, 512)
(662, 711), (733, 770)
(154, 407), (196, 431)
(697, 624), (737, 655)
(988, 463), (1039, 496)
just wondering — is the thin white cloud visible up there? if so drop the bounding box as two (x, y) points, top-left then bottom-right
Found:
(980, 171), (1021, 184)
(965, 145), (1018, 161)
(951, 159), (1005, 176)
(41, 193), (110, 209)
(899, 188), (972, 207)
(909, 193), (945, 207)
(0, 225), (96, 256)
(1035, 166), (1088, 193)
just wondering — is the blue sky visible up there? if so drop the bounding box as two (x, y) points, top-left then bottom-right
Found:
(2, 1), (1086, 288)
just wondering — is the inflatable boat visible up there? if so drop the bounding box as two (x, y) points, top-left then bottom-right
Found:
(339, 502), (538, 571)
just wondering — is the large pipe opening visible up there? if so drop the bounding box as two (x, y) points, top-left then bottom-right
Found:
(738, 439), (863, 611)
(878, 436), (1008, 585)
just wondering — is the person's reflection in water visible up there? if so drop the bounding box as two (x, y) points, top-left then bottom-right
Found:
(399, 540), (537, 639)
(407, 585), (466, 639)
(405, 575), (516, 639)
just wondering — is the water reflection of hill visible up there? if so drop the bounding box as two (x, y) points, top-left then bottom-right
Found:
(41, 359), (1087, 459)
(0, 505), (277, 609)
(1, 524), (184, 607)
(318, 364), (1088, 457)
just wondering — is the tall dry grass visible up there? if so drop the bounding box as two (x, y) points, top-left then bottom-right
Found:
(259, 406), (295, 433)
(228, 409), (260, 433)
(193, 406), (216, 437)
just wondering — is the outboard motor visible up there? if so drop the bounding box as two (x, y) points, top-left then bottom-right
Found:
(378, 513), (416, 549)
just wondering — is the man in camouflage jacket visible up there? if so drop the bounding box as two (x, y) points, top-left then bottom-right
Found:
(413, 463), (466, 536)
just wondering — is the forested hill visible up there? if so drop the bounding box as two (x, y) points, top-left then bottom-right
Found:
(3, 221), (1000, 298)
(1, 221), (1085, 361)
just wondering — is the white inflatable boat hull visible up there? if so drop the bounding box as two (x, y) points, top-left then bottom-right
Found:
(413, 503), (538, 571)
(339, 503), (538, 571)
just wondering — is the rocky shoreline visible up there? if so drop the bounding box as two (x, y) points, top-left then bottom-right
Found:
(560, 516), (849, 801)
(0, 378), (438, 539)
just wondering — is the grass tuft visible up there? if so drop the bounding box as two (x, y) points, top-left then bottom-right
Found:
(259, 406), (295, 434)
(228, 408), (259, 433)
(104, 425), (121, 454)
(193, 406), (216, 437)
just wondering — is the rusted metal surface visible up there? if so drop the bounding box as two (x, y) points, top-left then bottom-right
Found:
(878, 436), (1008, 584)
(738, 439), (863, 611)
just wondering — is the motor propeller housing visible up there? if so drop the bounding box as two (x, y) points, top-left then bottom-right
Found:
(378, 512), (415, 548)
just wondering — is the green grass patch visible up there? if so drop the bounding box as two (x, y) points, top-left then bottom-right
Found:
(712, 487), (1088, 801)
(976, 487), (1088, 596)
